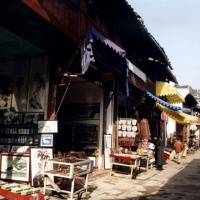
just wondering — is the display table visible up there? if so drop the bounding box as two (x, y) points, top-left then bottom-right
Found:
(42, 158), (91, 200)
(139, 154), (155, 171)
(0, 189), (44, 200)
(110, 154), (141, 179)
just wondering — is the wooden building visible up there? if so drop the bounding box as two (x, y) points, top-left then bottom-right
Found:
(0, 0), (178, 169)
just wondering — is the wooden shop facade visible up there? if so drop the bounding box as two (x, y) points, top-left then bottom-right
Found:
(0, 0), (178, 173)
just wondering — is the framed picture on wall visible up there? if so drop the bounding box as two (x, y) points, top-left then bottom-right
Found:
(0, 153), (30, 182)
(23, 112), (44, 124)
(74, 105), (87, 119)
(10, 146), (25, 153)
(40, 134), (53, 147)
(3, 112), (24, 125)
(27, 57), (48, 112)
(38, 120), (58, 133)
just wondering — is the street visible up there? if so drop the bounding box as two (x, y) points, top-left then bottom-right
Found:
(88, 150), (200, 200)
(45, 150), (200, 200)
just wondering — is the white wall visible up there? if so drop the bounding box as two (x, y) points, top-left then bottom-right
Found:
(167, 117), (176, 137)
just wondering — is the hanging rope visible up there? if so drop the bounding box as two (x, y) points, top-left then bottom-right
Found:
(55, 55), (80, 119)
(55, 78), (72, 119)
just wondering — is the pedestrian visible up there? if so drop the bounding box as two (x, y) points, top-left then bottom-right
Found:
(182, 141), (189, 159)
(154, 136), (166, 170)
(174, 137), (184, 164)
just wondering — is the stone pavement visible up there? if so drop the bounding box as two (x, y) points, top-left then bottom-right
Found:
(45, 150), (200, 200)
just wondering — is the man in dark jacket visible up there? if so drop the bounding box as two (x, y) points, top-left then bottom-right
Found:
(174, 137), (184, 164)
(132, 131), (141, 151)
(154, 137), (166, 170)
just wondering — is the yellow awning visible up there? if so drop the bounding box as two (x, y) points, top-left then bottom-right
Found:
(156, 81), (184, 104)
(156, 102), (200, 124)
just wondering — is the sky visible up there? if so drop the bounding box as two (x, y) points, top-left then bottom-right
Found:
(127, 0), (200, 90)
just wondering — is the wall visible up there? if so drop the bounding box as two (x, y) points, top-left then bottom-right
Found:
(62, 81), (103, 104)
(167, 118), (176, 137)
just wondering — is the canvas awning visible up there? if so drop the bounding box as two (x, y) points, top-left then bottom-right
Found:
(81, 27), (128, 95)
(146, 91), (191, 113)
(156, 81), (184, 104)
(156, 102), (200, 124)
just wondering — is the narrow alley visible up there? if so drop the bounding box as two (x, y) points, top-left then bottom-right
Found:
(87, 150), (200, 200)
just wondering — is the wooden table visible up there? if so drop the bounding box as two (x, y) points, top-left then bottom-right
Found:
(110, 154), (141, 179)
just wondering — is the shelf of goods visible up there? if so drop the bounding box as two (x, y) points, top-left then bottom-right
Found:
(0, 124), (39, 146)
(42, 158), (91, 200)
(117, 118), (137, 147)
(72, 123), (98, 150)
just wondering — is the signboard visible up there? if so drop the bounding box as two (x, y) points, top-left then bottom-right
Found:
(104, 134), (112, 169)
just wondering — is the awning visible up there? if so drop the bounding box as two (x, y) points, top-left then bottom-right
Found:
(156, 81), (184, 103)
(184, 93), (198, 108)
(81, 27), (128, 95)
(156, 102), (200, 124)
(146, 91), (191, 112)
(126, 59), (146, 82)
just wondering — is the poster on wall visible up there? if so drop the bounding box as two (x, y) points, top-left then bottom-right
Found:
(0, 60), (14, 112)
(27, 57), (48, 112)
(11, 59), (30, 112)
(12, 74), (29, 112)
(30, 147), (53, 186)
(104, 134), (112, 169)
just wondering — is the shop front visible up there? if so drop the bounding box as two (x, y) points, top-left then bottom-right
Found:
(0, 1), (186, 187)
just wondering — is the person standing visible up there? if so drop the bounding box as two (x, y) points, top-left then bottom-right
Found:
(154, 137), (166, 170)
(174, 137), (184, 164)
(132, 131), (141, 151)
(182, 141), (189, 159)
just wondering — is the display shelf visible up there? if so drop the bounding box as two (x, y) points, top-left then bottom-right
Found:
(0, 124), (39, 146)
(72, 123), (98, 150)
(0, 124), (37, 134)
(117, 118), (137, 148)
(42, 158), (91, 200)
